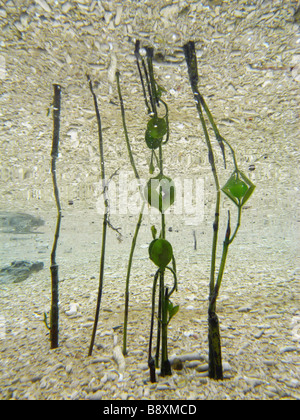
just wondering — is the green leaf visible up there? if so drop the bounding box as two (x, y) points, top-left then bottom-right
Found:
(167, 300), (179, 323)
(151, 225), (157, 240)
(146, 116), (167, 139)
(156, 83), (167, 99)
(149, 161), (155, 174)
(145, 175), (175, 213)
(43, 312), (51, 330)
(149, 238), (173, 269)
(145, 130), (163, 150)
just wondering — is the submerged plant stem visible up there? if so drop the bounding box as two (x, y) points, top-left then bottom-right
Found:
(161, 285), (171, 376)
(123, 203), (145, 356)
(50, 84), (62, 350)
(184, 41), (249, 381)
(116, 70), (145, 356)
(149, 269), (160, 382)
(87, 75), (108, 357)
(116, 71), (141, 183)
(183, 42), (221, 302)
(184, 41), (224, 379)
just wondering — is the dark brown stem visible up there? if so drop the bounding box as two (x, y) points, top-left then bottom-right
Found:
(87, 75), (109, 356)
(50, 84), (62, 350)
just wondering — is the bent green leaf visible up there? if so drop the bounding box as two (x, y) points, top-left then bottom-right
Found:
(167, 300), (179, 324)
(222, 170), (255, 208)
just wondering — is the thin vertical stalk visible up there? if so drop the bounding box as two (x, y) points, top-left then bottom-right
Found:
(116, 70), (145, 356)
(146, 47), (158, 115)
(210, 213), (231, 314)
(149, 269), (160, 383)
(50, 84), (62, 350)
(184, 42), (249, 381)
(183, 42), (221, 301)
(87, 75), (109, 357)
(123, 203), (144, 355)
(207, 213), (230, 379)
(155, 286), (162, 368)
(135, 41), (151, 115)
(159, 148), (169, 375)
(116, 72), (141, 184)
(160, 286), (171, 376)
(184, 41), (223, 379)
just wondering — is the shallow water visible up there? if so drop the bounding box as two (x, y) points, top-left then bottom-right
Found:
(0, 0), (299, 400)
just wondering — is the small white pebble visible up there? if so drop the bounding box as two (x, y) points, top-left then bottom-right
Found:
(0, 8), (7, 18)
(65, 303), (79, 316)
(62, 1), (72, 13)
(115, 6), (123, 26)
(35, 0), (52, 13)
(66, 363), (73, 374)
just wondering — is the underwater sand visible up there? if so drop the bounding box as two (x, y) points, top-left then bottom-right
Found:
(0, 0), (299, 400)
(0, 209), (299, 400)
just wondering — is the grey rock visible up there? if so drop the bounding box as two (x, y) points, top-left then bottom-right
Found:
(0, 261), (44, 284)
(237, 306), (252, 313)
(86, 391), (104, 400)
(185, 360), (201, 368)
(35, 0), (52, 13)
(254, 330), (264, 339)
(61, 2), (72, 13)
(243, 376), (266, 387)
(170, 352), (205, 363)
(196, 363), (209, 372)
(172, 358), (184, 371)
(287, 379), (300, 389)
(0, 211), (44, 234)
(280, 346), (299, 354)
(0, 8), (7, 18)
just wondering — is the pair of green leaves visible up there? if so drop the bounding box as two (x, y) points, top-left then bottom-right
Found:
(167, 299), (179, 324)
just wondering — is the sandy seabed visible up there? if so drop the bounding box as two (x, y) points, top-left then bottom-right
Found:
(0, 209), (299, 400)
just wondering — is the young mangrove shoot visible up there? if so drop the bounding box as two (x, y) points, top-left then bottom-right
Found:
(50, 84), (62, 350)
(183, 41), (255, 380)
(117, 42), (179, 380)
(87, 75), (109, 357)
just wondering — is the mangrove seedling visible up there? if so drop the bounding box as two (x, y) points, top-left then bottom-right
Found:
(50, 84), (62, 349)
(183, 41), (255, 380)
(116, 70), (144, 356)
(87, 75), (109, 357)
(136, 43), (178, 379)
(117, 41), (179, 380)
